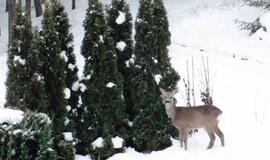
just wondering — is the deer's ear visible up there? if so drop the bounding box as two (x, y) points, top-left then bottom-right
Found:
(159, 88), (166, 95)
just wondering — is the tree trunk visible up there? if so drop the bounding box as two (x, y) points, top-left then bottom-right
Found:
(72, 0), (76, 10)
(18, 0), (22, 7)
(8, 0), (16, 46)
(34, 0), (43, 17)
(6, 0), (9, 12)
(26, 0), (32, 17)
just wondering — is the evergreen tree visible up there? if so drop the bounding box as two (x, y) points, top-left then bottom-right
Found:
(106, 0), (134, 145)
(23, 29), (48, 113)
(80, 0), (127, 158)
(129, 0), (180, 151)
(151, 0), (180, 91)
(106, 0), (133, 72)
(39, 4), (74, 159)
(5, 5), (33, 109)
(50, 0), (79, 153)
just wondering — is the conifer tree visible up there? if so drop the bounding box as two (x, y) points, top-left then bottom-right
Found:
(23, 29), (48, 113)
(51, 0), (79, 151)
(151, 0), (180, 91)
(39, 4), (74, 159)
(5, 5), (33, 109)
(129, 0), (179, 151)
(80, 0), (127, 158)
(106, 0), (133, 72)
(106, 0), (134, 144)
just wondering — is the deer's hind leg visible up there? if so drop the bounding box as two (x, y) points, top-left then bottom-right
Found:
(214, 125), (225, 147)
(206, 128), (216, 149)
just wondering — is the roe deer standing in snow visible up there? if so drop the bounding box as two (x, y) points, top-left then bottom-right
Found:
(160, 88), (224, 150)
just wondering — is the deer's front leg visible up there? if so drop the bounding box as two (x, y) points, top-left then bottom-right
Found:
(181, 128), (188, 150)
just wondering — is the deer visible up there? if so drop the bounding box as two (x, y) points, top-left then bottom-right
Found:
(159, 88), (224, 150)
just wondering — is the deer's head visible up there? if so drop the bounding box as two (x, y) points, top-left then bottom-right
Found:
(160, 88), (177, 114)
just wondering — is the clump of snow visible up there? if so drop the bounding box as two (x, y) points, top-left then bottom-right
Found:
(116, 41), (126, 52)
(75, 154), (92, 160)
(154, 74), (162, 84)
(99, 35), (104, 43)
(0, 108), (24, 124)
(111, 136), (124, 149)
(72, 81), (80, 91)
(80, 83), (87, 92)
(63, 132), (73, 141)
(60, 51), (68, 62)
(66, 105), (71, 111)
(64, 118), (70, 126)
(116, 11), (126, 24)
(106, 82), (116, 88)
(68, 63), (76, 71)
(14, 55), (25, 65)
(92, 137), (104, 149)
(64, 88), (71, 99)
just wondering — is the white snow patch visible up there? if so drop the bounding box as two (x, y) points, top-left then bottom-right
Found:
(14, 55), (25, 65)
(75, 154), (92, 160)
(72, 81), (80, 91)
(64, 88), (71, 99)
(154, 74), (162, 84)
(106, 82), (116, 88)
(92, 137), (104, 149)
(111, 136), (124, 149)
(60, 51), (68, 62)
(99, 35), (104, 43)
(66, 105), (71, 112)
(80, 83), (87, 92)
(116, 11), (126, 24)
(0, 109), (24, 124)
(63, 132), (73, 141)
(116, 41), (126, 52)
(68, 63), (76, 71)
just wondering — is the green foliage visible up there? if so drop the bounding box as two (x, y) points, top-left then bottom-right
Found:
(129, 68), (172, 152)
(80, 0), (127, 158)
(50, 0), (78, 155)
(5, 5), (33, 109)
(130, 0), (180, 152)
(39, 4), (74, 159)
(0, 112), (57, 160)
(106, 0), (133, 71)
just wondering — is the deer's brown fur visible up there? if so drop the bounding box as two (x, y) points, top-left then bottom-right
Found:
(160, 88), (224, 150)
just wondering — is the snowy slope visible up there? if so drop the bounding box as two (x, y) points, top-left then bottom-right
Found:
(1, 0), (270, 160)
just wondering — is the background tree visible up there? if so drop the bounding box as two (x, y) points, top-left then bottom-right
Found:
(39, 4), (74, 159)
(5, 5), (33, 109)
(34, 0), (43, 17)
(72, 0), (76, 10)
(80, 0), (127, 158)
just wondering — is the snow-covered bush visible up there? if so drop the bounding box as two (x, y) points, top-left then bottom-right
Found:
(0, 112), (57, 160)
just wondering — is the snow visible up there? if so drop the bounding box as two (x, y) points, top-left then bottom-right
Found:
(14, 55), (25, 65)
(68, 63), (76, 71)
(75, 154), (92, 160)
(60, 51), (68, 62)
(63, 132), (73, 141)
(116, 11), (126, 24)
(64, 88), (71, 99)
(92, 137), (104, 149)
(0, 108), (24, 124)
(116, 41), (126, 52)
(80, 83), (87, 92)
(154, 74), (162, 84)
(106, 82), (116, 88)
(72, 81), (80, 91)
(111, 136), (124, 149)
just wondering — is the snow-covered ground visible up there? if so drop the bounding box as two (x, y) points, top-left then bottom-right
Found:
(1, 0), (270, 159)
